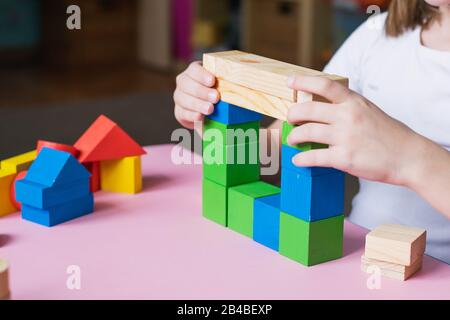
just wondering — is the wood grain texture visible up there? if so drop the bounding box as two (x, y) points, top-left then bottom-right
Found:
(361, 255), (423, 281)
(0, 259), (10, 299)
(203, 50), (347, 102)
(365, 224), (426, 266)
(216, 78), (294, 120)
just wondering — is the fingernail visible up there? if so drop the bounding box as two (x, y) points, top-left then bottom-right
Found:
(203, 104), (213, 115)
(206, 75), (215, 86)
(208, 91), (218, 103)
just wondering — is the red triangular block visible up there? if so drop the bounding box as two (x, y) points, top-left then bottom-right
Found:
(75, 115), (146, 163)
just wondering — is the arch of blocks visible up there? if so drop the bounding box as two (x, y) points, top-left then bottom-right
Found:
(202, 51), (348, 266)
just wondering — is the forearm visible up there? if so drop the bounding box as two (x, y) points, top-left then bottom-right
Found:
(404, 134), (450, 219)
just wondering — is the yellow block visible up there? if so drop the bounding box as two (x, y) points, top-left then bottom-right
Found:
(0, 150), (37, 173)
(100, 156), (142, 194)
(0, 169), (17, 217)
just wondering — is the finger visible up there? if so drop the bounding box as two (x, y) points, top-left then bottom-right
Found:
(177, 73), (219, 104)
(292, 148), (334, 168)
(185, 61), (216, 87)
(288, 75), (351, 104)
(174, 90), (214, 115)
(287, 123), (335, 146)
(175, 104), (204, 126)
(287, 101), (340, 125)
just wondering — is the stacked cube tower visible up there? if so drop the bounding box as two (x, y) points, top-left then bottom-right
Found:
(202, 50), (348, 267)
(202, 101), (281, 229)
(279, 122), (345, 266)
(202, 102), (345, 267)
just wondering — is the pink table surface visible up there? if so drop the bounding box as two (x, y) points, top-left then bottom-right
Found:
(1, 144), (449, 300)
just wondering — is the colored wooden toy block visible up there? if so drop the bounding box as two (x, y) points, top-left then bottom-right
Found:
(207, 100), (262, 125)
(203, 140), (260, 187)
(0, 259), (10, 300)
(364, 224), (426, 266)
(281, 144), (337, 176)
(279, 213), (344, 266)
(202, 178), (228, 226)
(100, 156), (142, 194)
(203, 51), (348, 120)
(24, 148), (90, 187)
(0, 150), (37, 173)
(203, 118), (260, 145)
(16, 148), (92, 227)
(75, 115), (146, 163)
(37, 140), (79, 157)
(83, 162), (100, 192)
(280, 168), (345, 222)
(0, 169), (18, 217)
(282, 122), (327, 152)
(253, 194), (280, 251)
(22, 193), (94, 227)
(16, 179), (90, 209)
(361, 255), (423, 281)
(228, 181), (280, 238)
(10, 171), (27, 210)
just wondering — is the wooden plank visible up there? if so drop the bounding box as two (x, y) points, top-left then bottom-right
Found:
(361, 255), (423, 281)
(0, 259), (10, 300)
(203, 50), (347, 102)
(365, 224), (426, 266)
(216, 78), (296, 120)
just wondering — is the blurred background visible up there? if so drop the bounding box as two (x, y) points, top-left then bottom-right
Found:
(0, 0), (390, 160)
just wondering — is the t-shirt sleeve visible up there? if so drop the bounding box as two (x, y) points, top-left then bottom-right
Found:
(324, 12), (387, 93)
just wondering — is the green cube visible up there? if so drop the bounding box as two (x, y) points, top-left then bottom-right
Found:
(228, 182), (280, 238)
(202, 178), (228, 226)
(203, 119), (260, 145)
(282, 121), (327, 151)
(203, 139), (260, 187)
(279, 213), (344, 266)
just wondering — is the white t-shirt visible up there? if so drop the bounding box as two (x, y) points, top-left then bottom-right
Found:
(324, 12), (450, 264)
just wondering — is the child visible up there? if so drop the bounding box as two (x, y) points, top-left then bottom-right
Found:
(173, 0), (450, 264)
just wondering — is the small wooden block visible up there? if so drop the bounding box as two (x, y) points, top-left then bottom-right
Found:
(0, 259), (10, 299)
(0, 169), (18, 216)
(361, 255), (423, 281)
(365, 224), (426, 266)
(204, 50), (347, 102)
(279, 213), (344, 267)
(228, 181), (280, 238)
(202, 178), (228, 226)
(0, 150), (37, 173)
(100, 156), (143, 194)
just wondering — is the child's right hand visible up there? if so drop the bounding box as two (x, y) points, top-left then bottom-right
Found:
(174, 61), (220, 129)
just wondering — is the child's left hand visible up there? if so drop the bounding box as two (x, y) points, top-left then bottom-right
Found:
(286, 75), (426, 187)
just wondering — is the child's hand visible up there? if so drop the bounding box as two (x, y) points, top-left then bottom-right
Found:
(174, 61), (220, 129)
(286, 75), (426, 187)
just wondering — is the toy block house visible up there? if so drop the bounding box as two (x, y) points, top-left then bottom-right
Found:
(74, 115), (147, 194)
(202, 51), (347, 267)
(15, 148), (93, 227)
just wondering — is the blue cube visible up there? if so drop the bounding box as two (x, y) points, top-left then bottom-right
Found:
(281, 144), (337, 176)
(280, 168), (345, 221)
(253, 194), (281, 251)
(207, 100), (262, 125)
